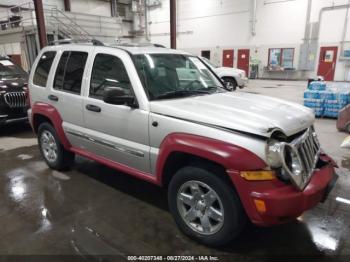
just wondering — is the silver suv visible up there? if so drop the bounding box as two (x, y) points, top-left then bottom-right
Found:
(28, 42), (337, 246)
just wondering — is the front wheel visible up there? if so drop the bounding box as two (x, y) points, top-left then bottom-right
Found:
(168, 164), (247, 246)
(222, 77), (237, 91)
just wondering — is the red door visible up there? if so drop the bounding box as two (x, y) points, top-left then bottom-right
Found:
(237, 49), (250, 76)
(317, 46), (338, 81)
(222, 49), (234, 67)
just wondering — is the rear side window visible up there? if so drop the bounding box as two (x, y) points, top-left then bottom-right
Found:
(54, 51), (88, 94)
(90, 54), (131, 99)
(33, 51), (56, 87)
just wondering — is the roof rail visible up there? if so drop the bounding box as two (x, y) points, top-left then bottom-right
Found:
(49, 38), (104, 46)
(111, 42), (165, 48)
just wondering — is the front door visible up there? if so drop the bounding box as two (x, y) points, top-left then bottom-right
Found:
(222, 49), (234, 67)
(237, 49), (250, 76)
(82, 50), (150, 173)
(317, 46), (338, 81)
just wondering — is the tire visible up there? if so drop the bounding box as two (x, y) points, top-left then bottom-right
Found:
(222, 77), (237, 91)
(345, 122), (350, 133)
(38, 122), (75, 170)
(168, 163), (247, 246)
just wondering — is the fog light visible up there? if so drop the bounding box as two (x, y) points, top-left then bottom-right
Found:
(240, 171), (276, 181)
(254, 199), (266, 213)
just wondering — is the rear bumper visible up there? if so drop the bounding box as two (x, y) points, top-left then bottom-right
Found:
(228, 154), (337, 226)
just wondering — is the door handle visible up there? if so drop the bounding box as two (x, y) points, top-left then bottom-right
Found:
(48, 94), (59, 101)
(86, 104), (101, 113)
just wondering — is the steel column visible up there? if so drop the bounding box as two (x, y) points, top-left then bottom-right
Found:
(170, 0), (176, 49)
(33, 0), (47, 49)
(111, 0), (117, 17)
(64, 0), (71, 12)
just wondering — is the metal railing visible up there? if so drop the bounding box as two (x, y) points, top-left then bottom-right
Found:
(0, 2), (123, 40)
(46, 8), (92, 40)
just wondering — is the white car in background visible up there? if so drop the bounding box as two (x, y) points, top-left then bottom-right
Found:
(200, 56), (248, 91)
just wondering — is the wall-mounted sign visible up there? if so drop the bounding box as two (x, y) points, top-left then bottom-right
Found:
(324, 50), (334, 62)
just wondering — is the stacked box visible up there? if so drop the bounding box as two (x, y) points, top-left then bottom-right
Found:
(303, 82), (350, 118)
(324, 90), (349, 118)
(308, 81), (327, 91)
(303, 89), (324, 117)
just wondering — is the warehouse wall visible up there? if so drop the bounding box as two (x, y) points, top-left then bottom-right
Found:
(149, 0), (350, 81)
(0, 0), (110, 16)
(70, 0), (112, 16)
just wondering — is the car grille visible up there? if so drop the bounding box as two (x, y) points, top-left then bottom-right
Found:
(4, 92), (27, 108)
(291, 127), (321, 188)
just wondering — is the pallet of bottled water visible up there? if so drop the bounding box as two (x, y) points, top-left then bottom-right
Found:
(304, 81), (350, 118)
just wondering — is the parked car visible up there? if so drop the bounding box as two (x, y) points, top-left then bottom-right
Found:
(199, 56), (248, 91)
(28, 42), (337, 246)
(0, 55), (29, 125)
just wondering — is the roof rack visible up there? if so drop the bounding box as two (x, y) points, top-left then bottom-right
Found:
(110, 42), (165, 48)
(49, 38), (104, 46)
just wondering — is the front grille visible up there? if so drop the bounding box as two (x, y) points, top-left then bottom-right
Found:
(291, 127), (321, 187)
(4, 92), (26, 108)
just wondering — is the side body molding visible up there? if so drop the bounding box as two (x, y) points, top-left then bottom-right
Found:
(31, 104), (267, 189)
(155, 133), (267, 184)
(31, 102), (72, 149)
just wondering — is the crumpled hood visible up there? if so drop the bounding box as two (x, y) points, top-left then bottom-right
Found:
(150, 92), (315, 137)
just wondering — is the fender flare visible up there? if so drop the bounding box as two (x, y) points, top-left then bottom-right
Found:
(31, 102), (71, 149)
(155, 133), (267, 184)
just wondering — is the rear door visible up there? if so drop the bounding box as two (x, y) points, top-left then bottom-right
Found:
(81, 49), (150, 173)
(317, 46), (338, 81)
(47, 47), (91, 148)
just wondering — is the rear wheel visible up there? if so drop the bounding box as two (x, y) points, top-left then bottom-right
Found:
(222, 77), (237, 91)
(38, 122), (74, 170)
(168, 164), (246, 246)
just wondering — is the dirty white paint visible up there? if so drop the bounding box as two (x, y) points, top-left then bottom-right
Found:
(0, 137), (37, 151)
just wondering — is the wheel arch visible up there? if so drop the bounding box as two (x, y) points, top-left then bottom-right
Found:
(156, 133), (267, 187)
(31, 102), (71, 149)
(161, 151), (230, 188)
(221, 76), (238, 83)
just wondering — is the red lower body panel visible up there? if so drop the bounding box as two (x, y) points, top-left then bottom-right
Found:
(228, 155), (337, 226)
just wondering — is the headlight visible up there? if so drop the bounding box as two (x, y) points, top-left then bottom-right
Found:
(266, 139), (283, 168)
(282, 144), (305, 189)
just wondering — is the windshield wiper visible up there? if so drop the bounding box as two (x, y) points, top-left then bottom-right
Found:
(198, 85), (225, 93)
(155, 90), (211, 100)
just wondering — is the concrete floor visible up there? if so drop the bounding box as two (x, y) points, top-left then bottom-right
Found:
(0, 79), (350, 261)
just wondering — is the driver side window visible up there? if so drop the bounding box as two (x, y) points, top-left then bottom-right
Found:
(90, 54), (131, 99)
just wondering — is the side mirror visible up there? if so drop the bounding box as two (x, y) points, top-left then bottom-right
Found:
(103, 87), (136, 107)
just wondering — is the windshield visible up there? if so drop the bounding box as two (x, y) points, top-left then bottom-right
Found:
(134, 54), (225, 100)
(201, 57), (218, 68)
(0, 60), (27, 80)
